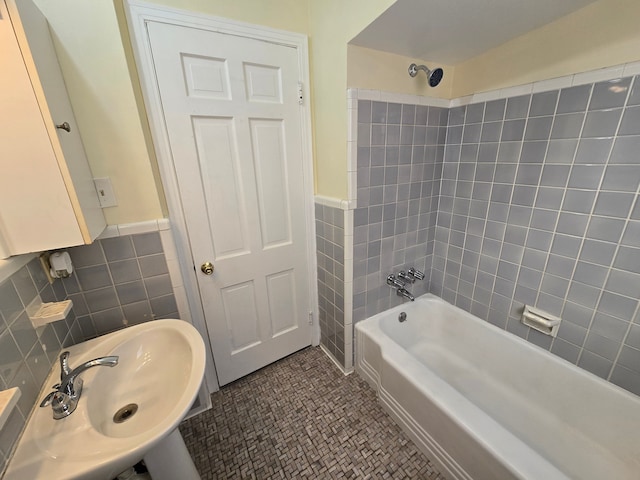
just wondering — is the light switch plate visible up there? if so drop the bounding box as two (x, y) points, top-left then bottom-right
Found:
(93, 177), (118, 208)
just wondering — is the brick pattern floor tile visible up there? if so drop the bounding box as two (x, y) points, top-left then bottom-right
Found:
(179, 347), (446, 479)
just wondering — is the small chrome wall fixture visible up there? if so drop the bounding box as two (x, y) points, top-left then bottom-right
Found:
(408, 63), (444, 87)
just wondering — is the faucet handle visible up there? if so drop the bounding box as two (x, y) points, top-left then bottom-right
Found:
(398, 271), (415, 284)
(59, 351), (71, 380)
(408, 267), (425, 281)
(386, 274), (405, 288)
(40, 391), (56, 408)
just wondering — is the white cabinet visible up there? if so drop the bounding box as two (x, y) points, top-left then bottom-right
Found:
(0, 0), (105, 258)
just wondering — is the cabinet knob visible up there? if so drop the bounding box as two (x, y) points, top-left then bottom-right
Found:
(55, 122), (71, 133)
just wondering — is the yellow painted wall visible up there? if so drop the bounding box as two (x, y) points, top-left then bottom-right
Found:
(452, 0), (640, 98)
(35, 0), (391, 212)
(347, 44), (453, 99)
(307, 0), (395, 199)
(34, 0), (312, 225)
(34, 0), (164, 225)
(130, 0), (309, 34)
(34, 0), (638, 213)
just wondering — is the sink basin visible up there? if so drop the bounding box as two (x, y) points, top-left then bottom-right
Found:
(4, 319), (206, 480)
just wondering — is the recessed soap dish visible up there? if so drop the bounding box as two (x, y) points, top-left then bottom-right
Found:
(521, 305), (561, 337)
(28, 300), (73, 328)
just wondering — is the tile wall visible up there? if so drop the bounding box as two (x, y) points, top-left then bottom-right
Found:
(0, 231), (177, 473)
(63, 232), (178, 338)
(353, 100), (446, 322)
(315, 203), (346, 366)
(0, 257), (81, 473)
(431, 75), (640, 394)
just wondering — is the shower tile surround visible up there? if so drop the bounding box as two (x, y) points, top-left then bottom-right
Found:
(345, 66), (640, 397)
(353, 100), (445, 323)
(0, 230), (178, 474)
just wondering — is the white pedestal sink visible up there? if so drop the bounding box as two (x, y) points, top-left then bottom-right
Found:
(4, 319), (206, 480)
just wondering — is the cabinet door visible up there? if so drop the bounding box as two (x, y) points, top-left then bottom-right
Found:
(0, 0), (106, 257)
(0, 0), (83, 256)
(7, 0), (105, 244)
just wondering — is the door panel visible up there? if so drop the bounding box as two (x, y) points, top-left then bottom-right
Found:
(192, 116), (250, 259)
(244, 63), (282, 103)
(147, 22), (312, 385)
(249, 119), (292, 248)
(182, 54), (231, 100)
(221, 281), (260, 352)
(266, 269), (298, 336)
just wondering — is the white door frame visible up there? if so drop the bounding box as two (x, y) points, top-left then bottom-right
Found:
(125, 0), (319, 392)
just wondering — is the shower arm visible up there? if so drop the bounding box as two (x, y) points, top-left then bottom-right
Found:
(408, 63), (429, 77)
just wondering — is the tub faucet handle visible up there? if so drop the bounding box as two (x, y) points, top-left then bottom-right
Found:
(386, 274), (406, 289)
(408, 267), (425, 281)
(398, 271), (415, 284)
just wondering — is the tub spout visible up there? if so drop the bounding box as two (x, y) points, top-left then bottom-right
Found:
(397, 288), (415, 301)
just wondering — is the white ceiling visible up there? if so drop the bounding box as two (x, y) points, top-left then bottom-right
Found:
(350, 0), (599, 65)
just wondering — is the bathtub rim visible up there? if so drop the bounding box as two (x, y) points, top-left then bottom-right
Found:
(356, 311), (567, 480)
(356, 293), (640, 405)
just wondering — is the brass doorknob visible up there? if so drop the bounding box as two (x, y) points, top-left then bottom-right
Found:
(200, 262), (214, 275)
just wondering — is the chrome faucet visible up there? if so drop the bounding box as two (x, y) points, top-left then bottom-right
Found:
(386, 274), (406, 289)
(408, 267), (425, 281)
(40, 351), (119, 419)
(398, 270), (415, 284)
(396, 288), (415, 301)
(387, 274), (415, 301)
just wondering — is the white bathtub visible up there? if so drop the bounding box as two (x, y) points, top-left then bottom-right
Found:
(355, 294), (640, 480)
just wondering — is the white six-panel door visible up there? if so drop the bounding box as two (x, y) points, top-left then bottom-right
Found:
(147, 22), (312, 385)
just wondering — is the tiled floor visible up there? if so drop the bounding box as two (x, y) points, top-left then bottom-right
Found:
(179, 347), (446, 479)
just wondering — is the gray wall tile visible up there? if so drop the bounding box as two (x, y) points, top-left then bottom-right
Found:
(84, 287), (119, 313)
(575, 138), (612, 164)
(122, 301), (153, 326)
(116, 281), (148, 306)
(139, 254), (169, 278)
(618, 106), (640, 136)
(628, 76), (640, 106)
(485, 99), (506, 121)
(75, 265), (112, 291)
(556, 84), (592, 114)
(68, 242), (105, 267)
(0, 282), (23, 326)
(132, 232), (163, 257)
(109, 259), (142, 284)
(353, 82), (640, 395)
(418, 75), (640, 397)
(143, 275), (173, 299)
(11, 267), (36, 307)
(588, 78), (631, 111)
(610, 364), (640, 395)
(92, 307), (125, 335)
(101, 236), (135, 261)
(530, 91), (558, 117)
(150, 295), (179, 318)
(609, 136), (640, 164)
(505, 95), (531, 119)
(582, 108), (623, 137)
(551, 113), (584, 139)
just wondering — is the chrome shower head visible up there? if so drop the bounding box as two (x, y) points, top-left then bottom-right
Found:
(408, 63), (444, 87)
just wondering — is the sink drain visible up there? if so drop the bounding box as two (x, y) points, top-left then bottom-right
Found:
(113, 403), (138, 423)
